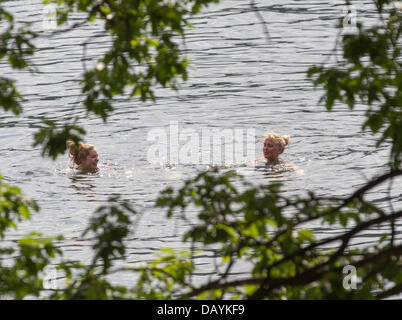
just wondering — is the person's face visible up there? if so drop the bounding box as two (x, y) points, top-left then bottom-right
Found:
(263, 138), (283, 162)
(81, 149), (99, 171)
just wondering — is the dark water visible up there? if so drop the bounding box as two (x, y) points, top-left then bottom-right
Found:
(1, 0), (401, 289)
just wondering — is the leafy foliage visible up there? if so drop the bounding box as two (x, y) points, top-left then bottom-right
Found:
(0, 175), (38, 238)
(33, 119), (87, 159)
(308, 0), (402, 168)
(49, 197), (137, 299)
(0, 6), (37, 115)
(0, 177), (62, 299)
(151, 169), (402, 299)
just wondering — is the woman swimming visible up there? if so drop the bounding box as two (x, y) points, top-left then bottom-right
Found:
(67, 140), (99, 173)
(256, 132), (290, 165)
(256, 133), (304, 175)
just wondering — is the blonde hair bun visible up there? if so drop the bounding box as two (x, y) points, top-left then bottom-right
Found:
(282, 135), (290, 146)
(264, 132), (290, 149)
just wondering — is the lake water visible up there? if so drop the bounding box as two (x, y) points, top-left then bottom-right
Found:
(1, 0), (401, 292)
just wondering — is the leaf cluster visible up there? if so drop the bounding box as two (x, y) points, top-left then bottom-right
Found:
(0, 6), (37, 115)
(308, 0), (402, 168)
(152, 169), (402, 299)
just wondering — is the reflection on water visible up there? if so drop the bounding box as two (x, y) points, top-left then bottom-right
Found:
(68, 175), (98, 193)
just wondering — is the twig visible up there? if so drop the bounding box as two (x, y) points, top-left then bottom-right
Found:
(375, 283), (402, 299)
(250, 0), (271, 42)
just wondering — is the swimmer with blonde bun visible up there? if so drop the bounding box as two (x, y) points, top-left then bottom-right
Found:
(256, 132), (290, 165)
(67, 140), (99, 173)
(256, 132), (304, 175)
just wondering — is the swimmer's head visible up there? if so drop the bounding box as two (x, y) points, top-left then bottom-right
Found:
(263, 132), (290, 163)
(67, 140), (98, 172)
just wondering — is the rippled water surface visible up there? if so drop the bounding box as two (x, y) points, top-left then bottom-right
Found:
(1, 0), (401, 288)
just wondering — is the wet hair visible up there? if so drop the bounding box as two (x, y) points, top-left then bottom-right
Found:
(264, 132), (290, 151)
(67, 140), (96, 166)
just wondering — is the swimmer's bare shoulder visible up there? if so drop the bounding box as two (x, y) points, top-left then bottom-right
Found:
(255, 158), (304, 175)
(285, 160), (304, 176)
